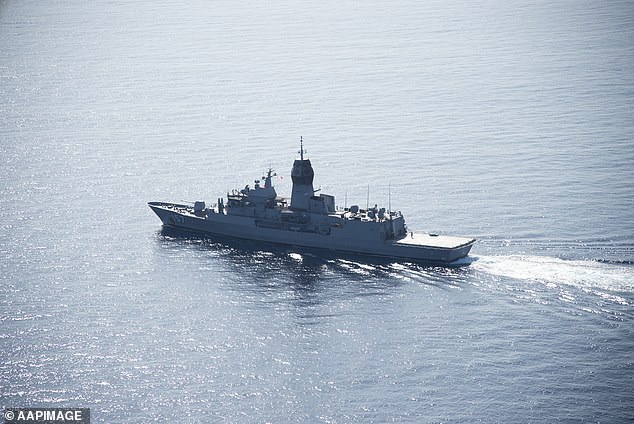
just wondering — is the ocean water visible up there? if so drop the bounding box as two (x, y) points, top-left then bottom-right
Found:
(1, 0), (633, 422)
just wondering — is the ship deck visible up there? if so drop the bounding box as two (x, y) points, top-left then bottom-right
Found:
(395, 233), (475, 249)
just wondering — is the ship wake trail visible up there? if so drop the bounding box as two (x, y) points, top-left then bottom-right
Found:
(471, 254), (634, 295)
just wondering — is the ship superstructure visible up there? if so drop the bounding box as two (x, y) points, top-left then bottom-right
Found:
(149, 138), (475, 264)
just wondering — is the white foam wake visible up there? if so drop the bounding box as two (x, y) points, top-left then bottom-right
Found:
(471, 255), (634, 292)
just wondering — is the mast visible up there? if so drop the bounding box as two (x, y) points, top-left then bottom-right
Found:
(290, 136), (315, 211)
(366, 184), (370, 210)
(300, 136), (304, 160)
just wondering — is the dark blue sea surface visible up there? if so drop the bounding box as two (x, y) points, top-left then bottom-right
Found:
(1, 0), (633, 422)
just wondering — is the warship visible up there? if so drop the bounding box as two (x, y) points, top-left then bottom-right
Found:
(149, 139), (475, 264)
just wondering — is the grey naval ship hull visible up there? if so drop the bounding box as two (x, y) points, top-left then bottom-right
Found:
(149, 140), (475, 265)
(148, 202), (474, 264)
